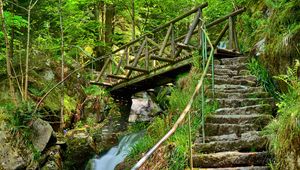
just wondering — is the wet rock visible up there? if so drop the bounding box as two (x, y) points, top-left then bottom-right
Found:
(129, 92), (162, 123)
(31, 118), (54, 152)
(63, 128), (97, 169)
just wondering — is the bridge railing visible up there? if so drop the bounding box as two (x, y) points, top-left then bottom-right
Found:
(92, 4), (245, 86)
(93, 2), (208, 85)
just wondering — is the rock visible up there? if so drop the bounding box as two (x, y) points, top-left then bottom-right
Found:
(0, 131), (27, 170)
(63, 128), (97, 169)
(193, 151), (270, 168)
(31, 118), (54, 152)
(41, 145), (62, 170)
(129, 92), (162, 122)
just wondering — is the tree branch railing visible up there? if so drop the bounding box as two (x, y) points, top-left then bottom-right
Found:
(93, 2), (208, 84)
(92, 5), (245, 86)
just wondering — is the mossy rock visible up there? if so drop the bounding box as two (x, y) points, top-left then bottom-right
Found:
(63, 128), (97, 169)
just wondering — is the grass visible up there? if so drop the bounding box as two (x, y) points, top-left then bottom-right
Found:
(263, 60), (300, 169)
(247, 57), (279, 99)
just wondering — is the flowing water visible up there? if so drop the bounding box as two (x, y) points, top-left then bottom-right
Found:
(86, 131), (143, 170)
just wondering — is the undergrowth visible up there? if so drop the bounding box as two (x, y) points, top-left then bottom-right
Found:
(247, 57), (279, 99)
(264, 60), (300, 170)
(127, 67), (218, 169)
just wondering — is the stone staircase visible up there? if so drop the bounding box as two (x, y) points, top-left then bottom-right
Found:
(192, 56), (274, 170)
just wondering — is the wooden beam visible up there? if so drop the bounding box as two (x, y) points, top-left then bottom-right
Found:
(177, 43), (197, 50)
(151, 56), (174, 63)
(159, 24), (173, 56)
(146, 37), (172, 57)
(90, 81), (112, 87)
(107, 74), (128, 80)
(213, 23), (229, 48)
(124, 66), (149, 73)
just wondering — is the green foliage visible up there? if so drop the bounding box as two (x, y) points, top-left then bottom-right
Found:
(128, 67), (217, 169)
(247, 57), (279, 99)
(264, 60), (300, 169)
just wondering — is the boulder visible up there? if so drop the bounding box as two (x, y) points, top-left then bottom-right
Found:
(31, 118), (54, 152)
(129, 92), (162, 122)
(63, 128), (97, 169)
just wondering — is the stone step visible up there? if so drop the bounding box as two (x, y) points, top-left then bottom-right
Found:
(220, 56), (249, 65)
(204, 123), (261, 136)
(194, 166), (269, 170)
(208, 69), (238, 76)
(214, 104), (272, 115)
(214, 84), (263, 91)
(209, 75), (257, 81)
(209, 91), (269, 99)
(206, 114), (272, 124)
(212, 98), (274, 108)
(213, 64), (247, 70)
(193, 131), (268, 153)
(213, 77), (258, 87)
(195, 133), (239, 143)
(193, 151), (270, 168)
(215, 87), (265, 94)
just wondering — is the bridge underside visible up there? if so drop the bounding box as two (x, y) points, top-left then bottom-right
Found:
(109, 57), (193, 97)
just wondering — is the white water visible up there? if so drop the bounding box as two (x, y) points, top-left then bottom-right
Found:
(86, 132), (143, 170)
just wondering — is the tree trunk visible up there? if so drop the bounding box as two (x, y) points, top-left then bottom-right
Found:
(93, 1), (105, 70)
(59, 0), (64, 131)
(0, 0), (17, 104)
(24, 7), (31, 101)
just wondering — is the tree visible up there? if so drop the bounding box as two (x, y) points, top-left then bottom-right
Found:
(0, 0), (17, 104)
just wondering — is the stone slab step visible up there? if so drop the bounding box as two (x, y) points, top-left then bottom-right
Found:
(193, 132), (268, 153)
(194, 166), (269, 170)
(204, 123), (261, 136)
(213, 78), (257, 87)
(220, 57), (249, 65)
(214, 85), (263, 91)
(209, 75), (257, 81)
(215, 87), (264, 94)
(195, 133), (239, 143)
(212, 98), (274, 108)
(214, 105), (272, 115)
(206, 114), (272, 124)
(193, 151), (270, 168)
(209, 91), (269, 99)
(213, 64), (247, 70)
(208, 69), (238, 76)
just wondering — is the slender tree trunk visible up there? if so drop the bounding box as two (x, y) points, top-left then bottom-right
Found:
(24, 0), (38, 101)
(131, 0), (135, 41)
(59, 0), (64, 131)
(0, 0), (17, 104)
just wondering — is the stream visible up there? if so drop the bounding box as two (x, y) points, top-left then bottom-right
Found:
(86, 131), (143, 170)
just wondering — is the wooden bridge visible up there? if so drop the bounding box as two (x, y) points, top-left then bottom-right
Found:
(91, 3), (245, 97)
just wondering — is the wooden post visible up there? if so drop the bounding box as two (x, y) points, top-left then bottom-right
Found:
(145, 39), (149, 71)
(159, 24), (173, 56)
(228, 16), (234, 49)
(198, 9), (203, 50)
(126, 38), (146, 78)
(96, 56), (110, 81)
(171, 24), (175, 58)
(214, 23), (229, 48)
